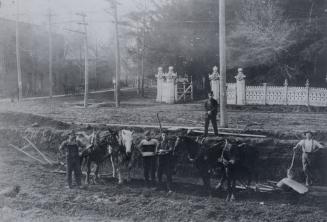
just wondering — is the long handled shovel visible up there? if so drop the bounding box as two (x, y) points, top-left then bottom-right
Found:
(286, 151), (296, 179)
(277, 150), (308, 194)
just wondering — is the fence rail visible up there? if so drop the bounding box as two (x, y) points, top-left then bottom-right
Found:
(226, 84), (327, 107)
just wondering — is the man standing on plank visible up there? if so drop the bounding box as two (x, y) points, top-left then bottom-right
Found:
(204, 91), (218, 137)
(59, 130), (84, 189)
(293, 131), (325, 186)
(138, 130), (159, 187)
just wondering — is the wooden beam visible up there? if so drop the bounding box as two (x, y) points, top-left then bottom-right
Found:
(24, 137), (53, 165)
(9, 144), (46, 165)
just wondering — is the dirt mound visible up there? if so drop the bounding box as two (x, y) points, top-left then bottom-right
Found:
(0, 112), (70, 129)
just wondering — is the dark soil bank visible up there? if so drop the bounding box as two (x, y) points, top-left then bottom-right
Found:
(0, 112), (326, 221)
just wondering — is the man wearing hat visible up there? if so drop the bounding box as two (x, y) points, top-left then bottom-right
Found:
(137, 130), (159, 186)
(59, 130), (84, 189)
(204, 91), (218, 137)
(293, 130), (325, 186)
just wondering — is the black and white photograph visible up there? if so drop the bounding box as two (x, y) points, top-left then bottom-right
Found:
(0, 0), (326, 221)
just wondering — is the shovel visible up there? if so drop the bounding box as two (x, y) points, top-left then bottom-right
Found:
(277, 150), (308, 194)
(286, 151), (296, 179)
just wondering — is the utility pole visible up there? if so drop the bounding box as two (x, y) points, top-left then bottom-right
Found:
(15, 0), (22, 101)
(76, 12), (89, 108)
(219, 0), (227, 127)
(48, 9), (54, 98)
(95, 38), (99, 89)
(141, 0), (147, 97)
(136, 21), (141, 95)
(107, 0), (121, 107)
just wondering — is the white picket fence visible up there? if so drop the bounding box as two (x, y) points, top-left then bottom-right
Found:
(227, 84), (327, 107)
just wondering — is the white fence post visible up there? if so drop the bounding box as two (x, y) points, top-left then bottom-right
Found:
(209, 66), (220, 100)
(306, 79), (310, 107)
(235, 68), (246, 105)
(263, 83), (267, 105)
(284, 79), (288, 105)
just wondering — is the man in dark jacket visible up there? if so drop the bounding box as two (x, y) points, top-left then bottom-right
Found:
(59, 130), (83, 189)
(157, 131), (173, 193)
(204, 91), (218, 137)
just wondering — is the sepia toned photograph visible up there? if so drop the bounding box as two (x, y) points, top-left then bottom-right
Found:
(0, 0), (326, 221)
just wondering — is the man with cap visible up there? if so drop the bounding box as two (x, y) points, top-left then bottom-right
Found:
(59, 130), (84, 189)
(204, 91), (218, 137)
(293, 130), (325, 186)
(156, 131), (174, 193)
(137, 130), (159, 186)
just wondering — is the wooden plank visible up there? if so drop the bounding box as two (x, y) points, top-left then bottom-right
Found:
(9, 144), (46, 165)
(191, 130), (266, 138)
(24, 137), (53, 165)
(20, 144), (30, 151)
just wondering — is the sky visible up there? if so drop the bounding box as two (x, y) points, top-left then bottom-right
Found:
(0, 0), (143, 43)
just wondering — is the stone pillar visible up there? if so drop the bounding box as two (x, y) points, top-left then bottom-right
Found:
(284, 79), (288, 105)
(263, 83), (267, 105)
(165, 66), (177, 104)
(155, 67), (164, 102)
(305, 79), (310, 106)
(209, 66), (220, 100)
(235, 68), (246, 105)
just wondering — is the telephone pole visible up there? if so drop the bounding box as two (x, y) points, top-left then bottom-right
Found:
(141, 0), (147, 97)
(107, 0), (121, 107)
(219, 0), (227, 127)
(15, 0), (22, 101)
(48, 9), (54, 98)
(76, 12), (89, 108)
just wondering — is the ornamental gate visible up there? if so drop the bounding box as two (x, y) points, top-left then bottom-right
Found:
(155, 66), (193, 104)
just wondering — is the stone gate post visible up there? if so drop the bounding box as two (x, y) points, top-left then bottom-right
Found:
(284, 79), (288, 105)
(155, 67), (164, 102)
(235, 68), (246, 105)
(165, 66), (177, 104)
(305, 79), (310, 106)
(209, 66), (220, 100)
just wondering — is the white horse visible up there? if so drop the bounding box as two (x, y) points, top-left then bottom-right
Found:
(111, 129), (135, 184)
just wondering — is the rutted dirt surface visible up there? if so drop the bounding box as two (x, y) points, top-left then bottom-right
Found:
(0, 90), (327, 221)
(0, 113), (326, 221)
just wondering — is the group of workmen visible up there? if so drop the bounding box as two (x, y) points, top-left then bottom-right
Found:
(59, 90), (325, 191)
(58, 129), (174, 192)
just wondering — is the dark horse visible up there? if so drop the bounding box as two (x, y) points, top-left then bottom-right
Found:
(174, 136), (225, 189)
(78, 129), (137, 185)
(78, 130), (120, 184)
(174, 136), (259, 200)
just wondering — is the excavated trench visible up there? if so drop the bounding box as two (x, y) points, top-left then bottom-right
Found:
(0, 111), (326, 184)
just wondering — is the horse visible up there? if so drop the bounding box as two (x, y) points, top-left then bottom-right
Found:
(111, 129), (137, 184)
(78, 129), (137, 185)
(174, 136), (259, 199)
(78, 129), (120, 185)
(173, 136), (225, 189)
